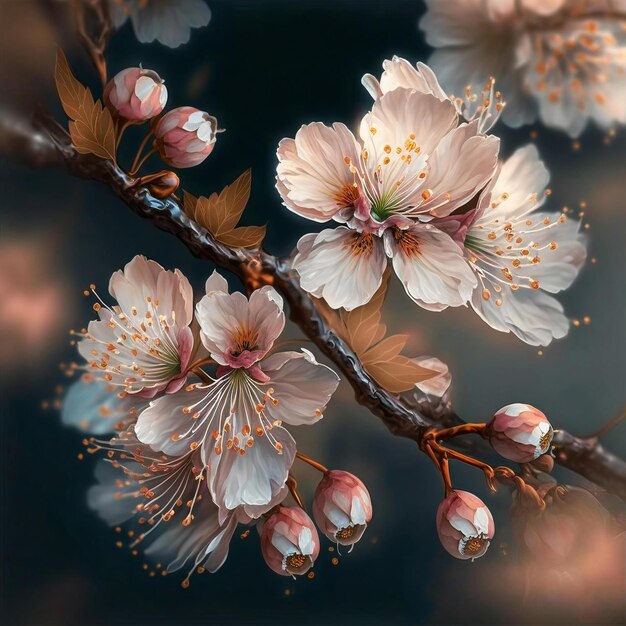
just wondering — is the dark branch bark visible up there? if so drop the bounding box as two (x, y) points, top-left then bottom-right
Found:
(1, 110), (625, 500)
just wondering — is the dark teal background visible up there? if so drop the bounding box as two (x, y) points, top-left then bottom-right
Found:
(1, 1), (625, 624)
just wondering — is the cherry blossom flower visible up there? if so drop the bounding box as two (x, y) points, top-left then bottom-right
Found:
(362, 55), (505, 133)
(437, 490), (495, 560)
(312, 470), (373, 546)
(108, 0), (211, 48)
(259, 506), (320, 576)
(104, 67), (167, 121)
(277, 81), (499, 311)
(488, 403), (553, 462)
(458, 145), (586, 345)
(420, 0), (626, 136)
(77, 255), (195, 398)
(134, 272), (340, 521)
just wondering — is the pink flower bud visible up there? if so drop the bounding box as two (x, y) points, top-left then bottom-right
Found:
(260, 506), (320, 576)
(154, 106), (218, 168)
(436, 490), (495, 560)
(312, 470), (372, 546)
(488, 403), (553, 463)
(104, 67), (167, 121)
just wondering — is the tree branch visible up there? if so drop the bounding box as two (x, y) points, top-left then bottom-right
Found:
(1, 109), (625, 500)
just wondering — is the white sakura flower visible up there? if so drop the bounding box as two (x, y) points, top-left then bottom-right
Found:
(277, 84), (499, 311)
(362, 55), (505, 133)
(77, 255), (195, 397)
(459, 145), (586, 345)
(108, 0), (211, 48)
(420, 0), (626, 136)
(134, 272), (340, 521)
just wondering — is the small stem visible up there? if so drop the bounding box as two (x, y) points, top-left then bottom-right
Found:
(129, 132), (155, 175)
(287, 474), (305, 509)
(115, 120), (133, 151)
(185, 357), (215, 373)
(583, 407), (626, 440)
(440, 454), (453, 496)
(192, 367), (212, 385)
(295, 452), (328, 474)
(427, 439), (497, 492)
(424, 423), (488, 443)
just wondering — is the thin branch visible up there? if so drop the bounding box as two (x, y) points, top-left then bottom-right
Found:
(1, 110), (625, 500)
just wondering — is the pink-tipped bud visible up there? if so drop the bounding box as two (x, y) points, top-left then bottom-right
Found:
(487, 403), (553, 463)
(104, 67), (167, 121)
(154, 106), (218, 168)
(260, 506), (320, 576)
(312, 470), (372, 546)
(436, 490), (495, 560)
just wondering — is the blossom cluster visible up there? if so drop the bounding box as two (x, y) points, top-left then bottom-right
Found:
(276, 57), (586, 346)
(420, 0), (626, 137)
(64, 256), (379, 583)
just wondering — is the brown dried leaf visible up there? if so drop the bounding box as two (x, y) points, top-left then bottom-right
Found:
(55, 49), (116, 162)
(329, 270), (439, 393)
(182, 170), (265, 249)
(367, 355), (438, 394)
(218, 225), (267, 249)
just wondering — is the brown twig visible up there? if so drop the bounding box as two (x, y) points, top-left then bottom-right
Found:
(72, 0), (113, 87)
(0, 111), (625, 499)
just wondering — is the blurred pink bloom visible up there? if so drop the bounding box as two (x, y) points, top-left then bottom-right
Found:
(78, 255), (195, 397)
(260, 506), (320, 576)
(104, 67), (167, 121)
(437, 490), (495, 560)
(488, 402), (553, 462)
(134, 271), (339, 520)
(312, 470), (373, 546)
(420, 0), (626, 137)
(108, 0), (211, 48)
(154, 106), (218, 168)
(0, 238), (69, 374)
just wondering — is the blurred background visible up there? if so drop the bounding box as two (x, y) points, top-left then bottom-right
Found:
(0, 1), (624, 624)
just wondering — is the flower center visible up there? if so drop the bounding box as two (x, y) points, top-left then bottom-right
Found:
(350, 233), (374, 257)
(231, 326), (259, 356)
(461, 535), (488, 556)
(394, 229), (421, 257)
(336, 526), (355, 541)
(286, 553), (308, 570)
(539, 427), (553, 452)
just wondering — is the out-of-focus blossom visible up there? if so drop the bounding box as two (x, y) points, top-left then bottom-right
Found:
(134, 272), (340, 520)
(0, 238), (69, 376)
(61, 374), (147, 435)
(88, 448), (256, 586)
(154, 106), (219, 168)
(77, 255), (195, 397)
(420, 0), (626, 137)
(277, 76), (498, 311)
(412, 355), (451, 397)
(487, 402), (553, 462)
(457, 145), (586, 345)
(104, 67), (167, 121)
(362, 56), (505, 133)
(312, 470), (373, 546)
(515, 484), (611, 566)
(108, 0), (211, 48)
(259, 506), (320, 576)
(437, 490), (495, 560)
